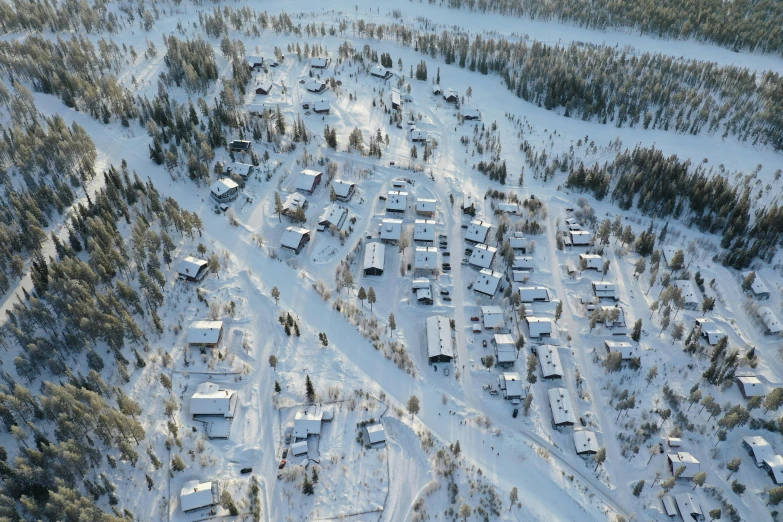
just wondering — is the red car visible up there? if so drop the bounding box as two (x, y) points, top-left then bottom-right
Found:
(278, 460), (286, 470)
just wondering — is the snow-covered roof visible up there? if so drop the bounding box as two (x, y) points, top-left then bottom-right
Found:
(294, 411), (322, 440)
(601, 305), (626, 327)
(668, 452), (700, 478)
(604, 340), (636, 360)
(188, 321), (223, 345)
(295, 169), (322, 192)
(495, 335), (516, 364)
(765, 455), (783, 484)
(370, 64), (390, 77)
(481, 306), (504, 329)
(365, 423), (386, 444)
(246, 55), (263, 66)
(414, 247), (439, 270)
(291, 440), (308, 456)
(569, 230), (591, 244)
(310, 57), (329, 68)
(416, 198), (436, 213)
(255, 80), (272, 93)
(509, 236), (527, 250)
(573, 430), (599, 455)
(519, 286), (551, 302)
(332, 179), (355, 198)
(501, 372), (524, 398)
(496, 202), (520, 214)
(283, 192), (307, 213)
(695, 318), (725, 345)
(462, 108), (481, 119)
(444, 88), (458, 99)
(673, 493), (703, 520)
(579, 254), (602, 269)
(473, 269), (502, 297)
(305, 80), (327, 93)
(414, 219), (436, 242)
(662, 246), (684, 267)
(412, 278), (431, 290)
(210, 178), (238, 196)
(512, 270), (529, 283)
(386, 191), (408, 212)
(759, 307), (782, 334)
(178, 256), (208, 278)
(390, 89), (401, 106)
(742, 270), (770, 297)
(662, 496), (678, 517)
(512, 256), (534, 270)
(736, 375), (766, 397)
(743, 435), (774, 465)
(539, 345), (563, 379)
(410, 128), (427, 141)
(191, 382), (235, 417)
(313, 100), (330, 113)
(592, 282), (617, 298)
(426, 315), (454, 361)
(180, 480), (218, 512)
(526, 316), (554, 339)
(468, 244), (497, 269)
(416, 286), (433, 303)
(281, 226), (309, 250)
(380, 219), (403, 242)
(432, 85), (442, 95)
(466, 219), (491, 243)
(673, 280), (699, 306)
(318, 203), (347, 229)
(548, 387), (576, 426)
(363, 242), (385, 272)
(462, 193), (474, 209)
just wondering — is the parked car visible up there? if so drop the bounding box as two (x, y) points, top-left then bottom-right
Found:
(240, 467), (253, 474)
(461, 224), (468, 229)
(278, 460), (287, 469)
(464, 248), (472, 255)
(512, 408), (519, 418)
(440, 290), (450, 296)
(467, 282), (473, 289)
(579, 417), (586, 427)
(565, 207), (574, 212)
(489, 389), (499, 396)
(299, 79), (306, 84)
(442, 264), (451, 271)
(301, 102), (309, 108)
(443, 251), (450, 256)
(379, 195), (386, 200)
(482, 339), (487, 348)
(443, 296), (452, 302)
(282, 449), (288, 458)
(470, 316), (480, 322)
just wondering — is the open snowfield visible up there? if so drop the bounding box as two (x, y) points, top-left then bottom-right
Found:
(3, 1), (783, 521)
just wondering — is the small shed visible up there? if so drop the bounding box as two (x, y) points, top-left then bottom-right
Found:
(313, 100), (330, 114)
(371, 65), (393, 80)
(759, 307), (782, 336)
(736, 375), (766, 398)
(462, 108), (481, 120)
(695, 318), (725, 345)
(291, 440), (308, 457)
(310, 57), (330, 68)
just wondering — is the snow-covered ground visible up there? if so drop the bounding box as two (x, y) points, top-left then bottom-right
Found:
(3, 1), (783, 521)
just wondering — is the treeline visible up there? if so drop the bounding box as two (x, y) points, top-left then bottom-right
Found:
(0, 89), (97, 294)
(0, 0), (123, 34)
(443, 0), (783, 57)
(0, 34), (137, 123)
(0, 164), (198, 520)
(162, 36), (218, 94)
(566, 147), (783, 267)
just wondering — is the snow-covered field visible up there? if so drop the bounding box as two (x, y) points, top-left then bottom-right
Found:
(3, 1), (783, 521)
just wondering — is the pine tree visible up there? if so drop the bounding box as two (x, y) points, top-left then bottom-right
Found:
(305, 375), (315, 402)
(358, 286), (367, 306)
(389, 313), (396, 333)
(274, 381), (282, 393)
(271, 286), (280, 305)
(302, 473), (314, 495)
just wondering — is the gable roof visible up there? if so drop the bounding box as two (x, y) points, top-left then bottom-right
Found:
(426, 315), (454, 360)
(178, 256), (208, 277)
(501, 372), (524, 397)
(673, 280), (700, 305)
(365, 423), (386, 444)
(380, 219), (403, 241)
(210, 178), (238, 196)
(255, 80), (272, 93)
(295, 169), (322, 192)
(386, 191), (408, 212)
(416, 198), (436, 212)
(318, 203), (347, 229)
(281, 227), (309, 250)
(736, 375), (766, 397)
(604, 340), (636, 360)
(293, 411), (322, 439)
(474, 269), (502, 296)
(526, 316), (554, 338)
(539, 345), (563, 378)
(548, 387), (576, 426)
(573, 430), (599, 454)
(469, 244), (497, 269)
(363, 242), (385, 272)
(180, 480), (218, 512)
(414, 247), (439, 270)
(414, 219), (436, 241)
(283, 192), (307, 212)
(188, 321), (223, 345)
(759, 307), (782, 334)
(332, 179), (355, 198)
(742, 271), (771, 296)
(466, 220), (491, 243)
(481, 306), (504, 329)
(310, 57), (329, 68)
